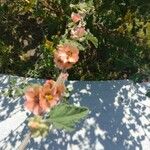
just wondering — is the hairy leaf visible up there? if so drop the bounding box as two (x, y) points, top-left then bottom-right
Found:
(86, 33), (98, 48)
(63, 39), (85, 51)
(47, 104), (89, 131)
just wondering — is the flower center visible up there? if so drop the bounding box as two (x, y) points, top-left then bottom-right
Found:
(35, 96), (39, 103)
(45, 94), (53, 101)
(67, 51), (72, 57)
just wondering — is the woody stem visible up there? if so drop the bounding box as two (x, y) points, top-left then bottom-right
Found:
(18, 131), (31, 150)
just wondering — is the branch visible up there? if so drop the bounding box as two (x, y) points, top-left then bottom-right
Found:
(18, 131), (31, 150)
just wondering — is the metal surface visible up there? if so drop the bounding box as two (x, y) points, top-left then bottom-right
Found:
(0, 75), (150, 150)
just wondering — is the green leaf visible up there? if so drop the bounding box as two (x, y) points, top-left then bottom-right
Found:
(63, 39), (85, 51)
(86, 33), (98, 48)
(47, 104), (89, 131)
(130, 73), (144, 84)
(146, 90), (150, 98)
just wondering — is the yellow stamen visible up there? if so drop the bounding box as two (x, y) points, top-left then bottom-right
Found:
(45, 95), (53, 101)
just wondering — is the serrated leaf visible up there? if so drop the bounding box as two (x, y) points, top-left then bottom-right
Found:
(86, 33), (98, 48)
(47, 104), (89, 131)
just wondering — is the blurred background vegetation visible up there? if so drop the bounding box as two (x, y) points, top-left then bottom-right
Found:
(0, 0), (149, 81)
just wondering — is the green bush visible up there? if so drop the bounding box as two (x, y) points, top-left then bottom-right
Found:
(0, 0), (149, 80)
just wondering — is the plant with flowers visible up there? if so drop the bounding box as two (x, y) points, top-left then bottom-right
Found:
(18, 2), (98, 149)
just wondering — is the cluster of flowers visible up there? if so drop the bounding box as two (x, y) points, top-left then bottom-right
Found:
(71, 12), (85, 39)
(24, 12), (85, 129)
(54, 12), (85, 70)
(24, 72), (68, 115)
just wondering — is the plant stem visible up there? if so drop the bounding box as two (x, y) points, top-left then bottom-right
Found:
(18, 131), (31, 150)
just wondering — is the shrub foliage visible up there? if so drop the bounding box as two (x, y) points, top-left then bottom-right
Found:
(0, 0), (149, 80)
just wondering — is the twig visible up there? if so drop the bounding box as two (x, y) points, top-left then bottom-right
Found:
(18, 131), (31, 150)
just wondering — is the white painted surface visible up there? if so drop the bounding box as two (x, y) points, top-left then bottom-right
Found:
(0, 75), (150, 150)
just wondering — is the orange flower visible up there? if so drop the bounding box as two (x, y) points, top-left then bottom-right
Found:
(24, 85), (43, 115)
(54, 44), (79, 69)
(71, 27), (85, 39)
(39, 80), (58, 111)
(39, 76), (67, 111)
(71, 12), (82, 23)
(24, 74), (68, 115)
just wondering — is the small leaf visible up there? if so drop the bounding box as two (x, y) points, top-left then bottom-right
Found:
(146, 90), (150, 98)
(86, 33), (98, 48)
(63, 39), (85, 51)
(47, 104), (89, 131)
(130, 73), (144, 84)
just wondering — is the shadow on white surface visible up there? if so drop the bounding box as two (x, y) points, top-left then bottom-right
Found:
(0, 75), (150, 150)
